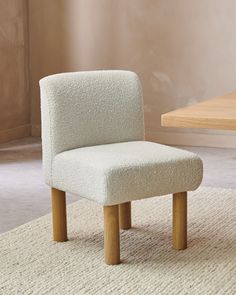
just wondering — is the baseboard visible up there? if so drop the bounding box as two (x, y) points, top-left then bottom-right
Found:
(145, 130), (236, 149)
(0, 125), (31, 144)
(31, 124), (41, 137)
(1, 124), (236, 148)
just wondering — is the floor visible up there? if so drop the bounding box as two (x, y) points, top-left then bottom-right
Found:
(0, 137), (236, 234)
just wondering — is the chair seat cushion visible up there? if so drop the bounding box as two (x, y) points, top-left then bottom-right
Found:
(52, 141), (203, 205)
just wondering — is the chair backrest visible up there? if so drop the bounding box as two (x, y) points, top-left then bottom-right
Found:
(39, 70), (144, 184)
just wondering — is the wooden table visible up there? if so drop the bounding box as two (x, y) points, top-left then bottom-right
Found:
(161, 92), (236, 131)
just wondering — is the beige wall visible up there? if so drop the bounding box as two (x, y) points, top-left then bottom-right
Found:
(28, 0), (114, 135)
(2, 0), (236, 146)
(112, 0), (236, 146)
(0, 0), (30, 142)
(28, 0), (236, 147)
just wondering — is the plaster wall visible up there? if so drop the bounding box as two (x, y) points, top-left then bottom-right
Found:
(0, 0), (29, 142)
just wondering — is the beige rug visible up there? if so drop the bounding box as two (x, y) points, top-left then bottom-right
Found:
(0, 187), (235, 295)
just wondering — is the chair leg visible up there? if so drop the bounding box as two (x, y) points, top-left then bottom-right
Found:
(51, 188), (68, 242)
(119, 202), (131, 230)
(173, 192), (187, 250)
(104, 205), (120, 265)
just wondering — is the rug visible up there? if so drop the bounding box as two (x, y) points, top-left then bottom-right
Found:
(0, 187), (235, 294)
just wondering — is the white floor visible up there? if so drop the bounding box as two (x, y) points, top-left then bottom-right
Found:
(0, 137), (236, 233)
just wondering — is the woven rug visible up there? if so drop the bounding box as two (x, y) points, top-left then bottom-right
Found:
(0, 187), (235, 294)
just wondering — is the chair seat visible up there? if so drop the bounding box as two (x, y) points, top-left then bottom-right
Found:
(52, 141), (203, 205)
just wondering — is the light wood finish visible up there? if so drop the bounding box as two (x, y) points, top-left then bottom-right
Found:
(104, 205), (120, 265)
(173, 192), (187, 250)
(161, 92), (236, 131)
(51, 188), (68, 242)
(119, 202), (131, 230)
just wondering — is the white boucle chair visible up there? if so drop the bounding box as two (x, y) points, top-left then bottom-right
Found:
(40, 70), (203, 265)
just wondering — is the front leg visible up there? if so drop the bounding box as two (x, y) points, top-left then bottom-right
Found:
(173, 192), (187, 250)
(51, 188), (68, 242)
(104, 205), (120, 265)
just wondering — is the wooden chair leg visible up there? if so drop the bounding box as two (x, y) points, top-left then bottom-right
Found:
(104, 205), (120, 265)
(119, 202), (131, 230)
(51, 188), (68, 242)
(173, 192), (187, 250)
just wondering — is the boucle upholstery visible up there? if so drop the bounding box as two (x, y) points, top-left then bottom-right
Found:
(40, 70), (203, 205)
(40, 70), (144, 184)
(52, 141), (203, 205)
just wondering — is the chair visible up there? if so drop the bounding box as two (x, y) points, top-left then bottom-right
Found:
(40, 70), (203, 265)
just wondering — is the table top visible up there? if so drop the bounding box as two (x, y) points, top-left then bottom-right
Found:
(161, 92), (236, 131)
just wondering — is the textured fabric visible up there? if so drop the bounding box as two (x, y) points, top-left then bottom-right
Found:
(40, 70), (144, 184)
(40, 70), (202, 205)
(52, 141), (203, 205)
(0, 187), (235, 295)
